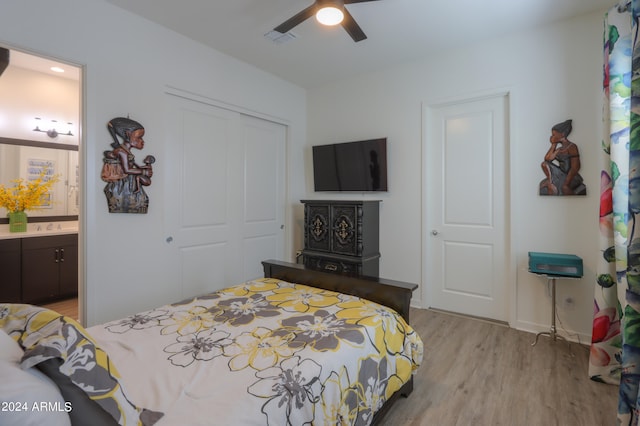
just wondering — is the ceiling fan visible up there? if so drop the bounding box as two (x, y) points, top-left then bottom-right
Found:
(274, 0), (380, 42)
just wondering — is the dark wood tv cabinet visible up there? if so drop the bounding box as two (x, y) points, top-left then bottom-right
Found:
(301, 200), (380, 277)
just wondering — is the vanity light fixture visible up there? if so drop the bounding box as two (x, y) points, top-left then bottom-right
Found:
(316, 0), (344, 26)
(33, 117), (74, 138)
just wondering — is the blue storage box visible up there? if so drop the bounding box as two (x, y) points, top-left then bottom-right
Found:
(528, 252), (583, 277)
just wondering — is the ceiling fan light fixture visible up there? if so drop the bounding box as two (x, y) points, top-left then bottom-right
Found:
(316, 6), (344, 26)
(273, 0), (371, 42)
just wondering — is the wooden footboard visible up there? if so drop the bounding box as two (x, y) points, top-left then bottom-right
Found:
(262, 259), (417, 329)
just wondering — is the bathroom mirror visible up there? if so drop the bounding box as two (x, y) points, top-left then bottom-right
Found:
(0, 137), (79, 221)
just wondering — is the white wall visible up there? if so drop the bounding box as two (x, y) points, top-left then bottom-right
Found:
(305, 10), (605, 341)
(0, 0), (306, 326)
(0, 66), (79, 145)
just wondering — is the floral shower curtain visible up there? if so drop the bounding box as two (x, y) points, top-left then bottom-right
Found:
(589, 1), (640, 423)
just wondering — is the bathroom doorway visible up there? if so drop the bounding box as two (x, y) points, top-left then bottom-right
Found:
(0, 47), (82, 321)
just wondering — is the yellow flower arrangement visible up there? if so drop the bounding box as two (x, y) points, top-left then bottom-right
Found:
(0, 169), (60, 213)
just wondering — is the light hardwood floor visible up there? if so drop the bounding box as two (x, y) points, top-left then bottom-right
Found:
(378, 308), (618, 426)
(42, 299), (617, 425)
(42, 298), (78, 321)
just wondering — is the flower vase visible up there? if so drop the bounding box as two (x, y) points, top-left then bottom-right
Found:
(8, 211), (27, 232)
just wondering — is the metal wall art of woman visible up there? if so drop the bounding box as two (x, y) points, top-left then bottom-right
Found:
(539, 119), (586, 196)
(101, 117), (155, 213)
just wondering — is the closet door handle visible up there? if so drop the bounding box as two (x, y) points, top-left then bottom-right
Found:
(55, 249), (60, 263)
(60, 248), (65, 262)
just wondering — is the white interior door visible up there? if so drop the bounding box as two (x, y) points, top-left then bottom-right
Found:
(164, 93), (286, 298)
(239, 114), (286, 280)
(425, 93), (509, 322)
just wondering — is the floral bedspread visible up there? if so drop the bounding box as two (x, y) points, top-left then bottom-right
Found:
(88, 278), (423, 426)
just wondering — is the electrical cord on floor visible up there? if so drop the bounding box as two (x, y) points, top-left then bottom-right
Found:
(553, 299), (588, 357)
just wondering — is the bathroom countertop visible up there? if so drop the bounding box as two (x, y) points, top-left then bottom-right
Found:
(0, 221), (78, 240)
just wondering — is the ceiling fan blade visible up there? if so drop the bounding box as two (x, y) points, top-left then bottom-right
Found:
(344, 0), (381, 4)
(341, 8), (367, 42)
(274, 4), (317, 33)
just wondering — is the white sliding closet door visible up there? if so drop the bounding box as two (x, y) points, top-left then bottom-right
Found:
(164, 93), (286, 297)
(239, 114), (286, 280)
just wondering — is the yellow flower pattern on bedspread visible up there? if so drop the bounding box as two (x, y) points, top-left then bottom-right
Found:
(87, 278), (424, 426)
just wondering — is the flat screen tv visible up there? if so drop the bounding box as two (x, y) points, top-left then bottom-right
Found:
(312, 138), (388, 192)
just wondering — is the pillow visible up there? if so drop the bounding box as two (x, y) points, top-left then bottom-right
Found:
(0, 328), (23, 363)
(0, 329), (71, 426)
(0, 304), (163, 426)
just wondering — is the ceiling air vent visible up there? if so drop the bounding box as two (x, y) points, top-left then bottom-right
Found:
(264, 30), (297, 45)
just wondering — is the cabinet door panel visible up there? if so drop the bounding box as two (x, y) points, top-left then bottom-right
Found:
(331, 204), (360, 256)
(305, 204), (331, 252)
(22, 246), (59, 304)
(0, 239), (21, 302)
(59, 241), (78, 296)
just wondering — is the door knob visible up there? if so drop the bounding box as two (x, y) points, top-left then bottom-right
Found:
(166, 236), (173, 243)
(431, 230), (439, 236)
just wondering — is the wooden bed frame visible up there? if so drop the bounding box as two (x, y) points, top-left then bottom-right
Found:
(262, 260), (417, 323)
(262, 259), (418, 424)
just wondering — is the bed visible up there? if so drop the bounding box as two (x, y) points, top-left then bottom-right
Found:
(0, 260), (423, 426)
